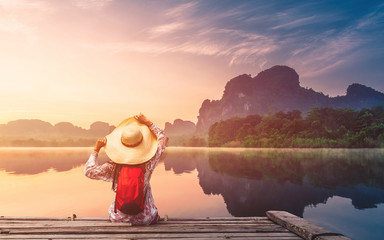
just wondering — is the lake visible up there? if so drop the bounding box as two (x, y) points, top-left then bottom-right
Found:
(0, 147), (383, 240)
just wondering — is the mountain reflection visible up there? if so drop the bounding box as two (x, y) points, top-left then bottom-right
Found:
(2, 147), (384, 218)
(0, 148), (108, 175)
(163, 148), (384, 217)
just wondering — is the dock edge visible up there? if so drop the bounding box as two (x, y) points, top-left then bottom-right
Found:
(266, 211), (351, 240)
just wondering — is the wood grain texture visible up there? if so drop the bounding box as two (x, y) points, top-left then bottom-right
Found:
(267, 211), (351, 240)
(0, 214), (303, 239)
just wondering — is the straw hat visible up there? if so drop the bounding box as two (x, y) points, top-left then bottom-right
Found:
(105, 117), (158, 165)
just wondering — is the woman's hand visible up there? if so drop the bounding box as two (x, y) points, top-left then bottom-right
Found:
(134, 113), (152, 126)
(94, 138), (107, 152)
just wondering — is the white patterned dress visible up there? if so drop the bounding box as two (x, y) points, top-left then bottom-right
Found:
(84, 123), (168, 225)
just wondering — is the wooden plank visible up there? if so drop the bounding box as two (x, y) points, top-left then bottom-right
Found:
(0, 221), (130, 226)
(0, 224), (289, 234)
(0, 219), (274, 224)
(0, 215), (307, 240)
(0, 216), (74, 221)
(267, 211), (350, 240)
(0, 220), (274, 226)
(0, 236), (302, 240)
(0, 232), (302, 239)
(0, 237), (301, 240)
(0, 219), (275, 229)
(158, 220), (274, 225)
(0, 223), (276, 230)
(0, 216), (270, 222)
(162, 217), (270, 221)
(0, 216), (106, 221)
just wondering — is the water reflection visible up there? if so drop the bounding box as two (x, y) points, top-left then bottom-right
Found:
(164, 148), (384, 217)
(1, 147), (382, 239)
(1, 147), (384, 218)
(0, 148), (109, 175)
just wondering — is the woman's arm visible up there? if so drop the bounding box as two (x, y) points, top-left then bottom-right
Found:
(134, 113), (168, 154)
(84, 138), (115, 182)
(135, 113), (168, 171)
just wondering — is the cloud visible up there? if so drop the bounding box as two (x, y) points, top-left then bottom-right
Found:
(85, 2), (277, 68)
(81, 0), (384, 78)
(72, 0), (113, 10)
(0, 0), (52, 41)
(0, 0), (48, 10)
(355, 3), (384, 30)
(150, 22), (184, 35)
(272, 16), (317, 30)
(165, 2), (197, 18)
(87, 25), (277, 68)
(286, 3), (384, 79)
(286, 30), (361, 78)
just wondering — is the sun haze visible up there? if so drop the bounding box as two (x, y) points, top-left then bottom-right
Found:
(0, 0), (383, 128)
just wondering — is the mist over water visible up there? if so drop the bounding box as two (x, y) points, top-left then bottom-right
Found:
(0, 147), (383, 239)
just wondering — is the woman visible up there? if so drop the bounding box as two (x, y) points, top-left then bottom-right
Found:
(84, 113), (168, 225)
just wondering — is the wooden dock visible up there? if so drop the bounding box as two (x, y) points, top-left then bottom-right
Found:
(0, 211), (350, 240)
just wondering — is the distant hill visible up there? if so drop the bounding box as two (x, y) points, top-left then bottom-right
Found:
(196, 65), (384, 133)
(164, 119), (196, 136)
(0, 119), (115, 138)
(164, 119), (205, 146)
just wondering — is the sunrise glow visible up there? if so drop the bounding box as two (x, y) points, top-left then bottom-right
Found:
(0, 0), (383, 128)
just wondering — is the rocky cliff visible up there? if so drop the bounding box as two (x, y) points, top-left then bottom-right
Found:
(196, 65), (384, 133)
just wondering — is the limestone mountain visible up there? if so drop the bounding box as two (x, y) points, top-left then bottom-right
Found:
(164, 119), (196, 136)
(89, 121), (116, 137)
(54, 122), (88, 136)
(196, 65), (384, 133)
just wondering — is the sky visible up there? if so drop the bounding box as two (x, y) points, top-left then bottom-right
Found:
(0, 0), (383, 128)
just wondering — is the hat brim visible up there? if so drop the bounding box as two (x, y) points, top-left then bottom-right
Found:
(105, 118), (158, 165)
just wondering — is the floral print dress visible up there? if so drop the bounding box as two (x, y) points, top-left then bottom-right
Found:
(84, 123), (168, 225)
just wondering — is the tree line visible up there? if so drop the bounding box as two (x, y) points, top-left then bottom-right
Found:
(208, 106), (384, 148)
